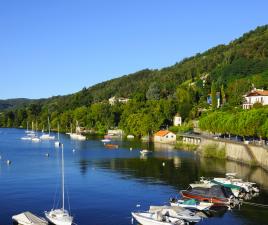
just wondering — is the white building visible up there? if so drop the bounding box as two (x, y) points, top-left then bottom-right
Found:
(243, 88), (268, 109)
(154, 130), (176, 144)
(173, 114), (182, 126)
(109, 96), (129, 105)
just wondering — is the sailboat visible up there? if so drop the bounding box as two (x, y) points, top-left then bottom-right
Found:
(55, 123), (61, 147)
(40, 117), (55, 140)
(31, 121), (41, 142)
(45, 144), (73, 225)
(69, 121), (86, 141)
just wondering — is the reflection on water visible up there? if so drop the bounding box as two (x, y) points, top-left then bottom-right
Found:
(0, 128), (268, 225)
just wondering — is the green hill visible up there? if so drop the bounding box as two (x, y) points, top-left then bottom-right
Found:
(1, 24), (268, 136)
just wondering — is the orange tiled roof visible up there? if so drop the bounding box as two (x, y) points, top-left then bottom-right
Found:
(247, 90), (268, 97)
(154, 130), (170, 137)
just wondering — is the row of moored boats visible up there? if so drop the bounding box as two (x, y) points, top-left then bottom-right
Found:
(131, 173), (259, 225)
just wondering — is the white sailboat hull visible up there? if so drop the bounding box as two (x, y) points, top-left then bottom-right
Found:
(45, 210), (73, 225)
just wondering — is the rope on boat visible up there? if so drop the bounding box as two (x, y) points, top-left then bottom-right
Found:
(243, 201), (268, 208)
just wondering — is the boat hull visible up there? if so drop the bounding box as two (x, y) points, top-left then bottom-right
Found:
(180, 190), (230, 205)
(132, 212), (183, 225)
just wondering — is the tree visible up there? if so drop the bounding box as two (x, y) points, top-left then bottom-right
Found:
(146, 82), (160, 100)
(211, 82), (217, 109)
(221, 85), (226, 105)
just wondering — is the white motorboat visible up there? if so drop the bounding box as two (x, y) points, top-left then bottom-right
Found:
(148, 206), (201, 223)
(127, 134), (135, 139)
(140, 149), (152, 155)
(132, 212), (186, 225)
(21, 136), (32, 140)
(45, 144), (73, 225)
(170, 198), (213, 211)
(12, 211), (48, 225)
(101, 139), (111, 143)
(201, 173), (259, 194)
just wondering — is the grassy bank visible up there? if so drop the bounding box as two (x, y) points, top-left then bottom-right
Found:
(202, 143), (226, 159)
(174, 141), (198, 151)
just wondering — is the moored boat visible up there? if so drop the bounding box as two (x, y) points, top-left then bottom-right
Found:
(170, 198), (213, 211)
(140, 149), (152, 155)
(131, 212), (186, 225)
(105, 143), (119, 149)
(180, 184), (238, 206)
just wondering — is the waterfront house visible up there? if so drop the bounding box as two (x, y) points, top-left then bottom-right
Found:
(154, 130), (176, 144)
(109, 96), (129, 105)
(243, 88), (268, 109)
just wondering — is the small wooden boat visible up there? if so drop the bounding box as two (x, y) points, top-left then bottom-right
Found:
(105, 144), (119, 149)
(12, 211), (48, 225)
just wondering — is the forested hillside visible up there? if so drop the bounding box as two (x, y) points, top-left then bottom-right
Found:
(1, 25), (268, 137)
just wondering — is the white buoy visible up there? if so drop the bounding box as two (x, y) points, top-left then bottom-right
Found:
(6, 160), (11, 165)
(130, 147), (133, 151)
(162, 162), (165, 167)
(136, 204), (141, 207)
(73, 149), (76, 152)
(45, 153), (49, 157)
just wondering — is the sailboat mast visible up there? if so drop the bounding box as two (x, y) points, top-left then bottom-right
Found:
(48, 117), (50, 135)
(58, 123), (60, 141)
(62, 144), (65, 211)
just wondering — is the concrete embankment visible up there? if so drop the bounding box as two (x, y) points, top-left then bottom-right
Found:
(181, 134), (268, 171)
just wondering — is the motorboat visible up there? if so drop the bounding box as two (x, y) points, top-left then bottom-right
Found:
(105, 143), (119, 149)
(45, 144), (73, 225)
(201, 173), (259, 194)
(131, 211), (186, 225)
(132, 205), (201, 225)
(180, 184), (238, 206)
(127, 134), (135, 139)
(140, 149), (152, 155)
(101, 139), (111, 143)
(12, 211), (48, 225)
(21, 136), (32, 140)
(170, 198), (213, 211)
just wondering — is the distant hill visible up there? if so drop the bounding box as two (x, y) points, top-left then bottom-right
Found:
(0, 98), (35, 110)
(40, 24), (268, 110)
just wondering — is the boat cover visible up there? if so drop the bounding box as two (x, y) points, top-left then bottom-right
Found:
(182, 199), (197, 205)
(12, 211), (48, 225)
(188, 185), (233, 198)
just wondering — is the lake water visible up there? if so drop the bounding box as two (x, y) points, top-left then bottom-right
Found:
(0, 128), (268, 225)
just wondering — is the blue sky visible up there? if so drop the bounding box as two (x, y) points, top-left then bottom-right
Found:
(1, 0), (268, 99)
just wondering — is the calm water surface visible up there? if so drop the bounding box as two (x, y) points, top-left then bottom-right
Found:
(0, 128), (268, 225)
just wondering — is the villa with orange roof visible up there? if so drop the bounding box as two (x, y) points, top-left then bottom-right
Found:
(154, 130), (176, 144)
(243, 88), (268, 109)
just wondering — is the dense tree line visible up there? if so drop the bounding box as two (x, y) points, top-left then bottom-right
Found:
(199, 107), (268, 139)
